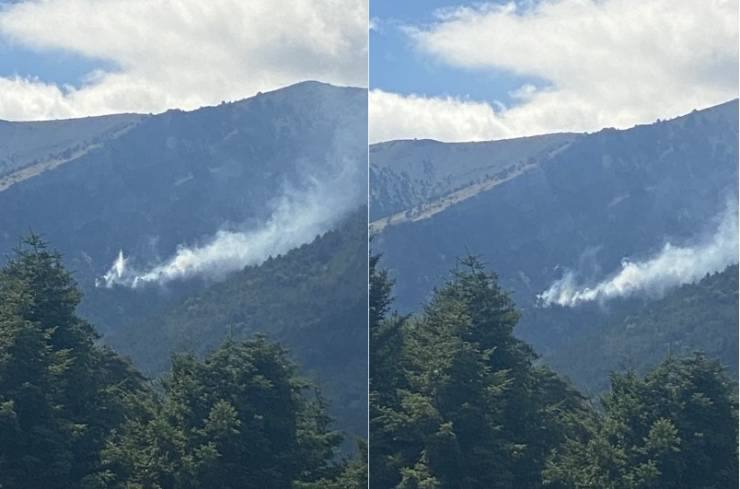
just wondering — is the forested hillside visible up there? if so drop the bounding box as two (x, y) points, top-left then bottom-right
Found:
(0, 237), (366, 489)
(0, 81), (368, 443)
(547, 265), (738, 394)
(107, 210), (368, 439)
(0, 81), (367, 335)
(369, 256), (738, 489)
(371, 100), (737, 314)
(370, 99), (739, 394)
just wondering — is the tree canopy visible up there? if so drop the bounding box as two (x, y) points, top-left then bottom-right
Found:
(370, 255), (738, 489)
(0, 236), (365, 489)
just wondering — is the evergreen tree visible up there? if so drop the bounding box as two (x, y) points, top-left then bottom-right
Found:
(544, 354), (739, 489)
(370, 256), (589, 489)
(0, 236), (363, 489)
(297, 440), (368, 489)
(101, 336), (347, 489)
(369, 253), (414, 489)
(0, 235), (147, 489)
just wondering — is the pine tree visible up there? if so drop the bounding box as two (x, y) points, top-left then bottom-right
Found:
(369, 253), (415, 489)
(0, 235), (147, 489)
(544, 354), (739, 489)
(102, 336), (346, 488)
(370, 255), (589, 489)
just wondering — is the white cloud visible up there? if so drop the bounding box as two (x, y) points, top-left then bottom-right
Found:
(0, 0), (367, 120)
(371, 0), (738, 142)
(369, 89), (516, 143)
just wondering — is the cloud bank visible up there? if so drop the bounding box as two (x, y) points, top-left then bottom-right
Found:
(371, 0), (738, 143)
(538, 203), (739, 307)
(0, 0), (367, 120)
(369, 89), (514, 143)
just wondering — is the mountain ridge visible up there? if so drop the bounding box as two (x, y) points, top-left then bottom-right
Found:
(0, 81), (367, 294)
(370, 99), (738, 224)
(370, 98), (738, 391)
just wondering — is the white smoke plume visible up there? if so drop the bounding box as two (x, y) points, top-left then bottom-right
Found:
(96, 250), (128, 288)
(99, 151), (364, 288)
(538, 202), (739, 307)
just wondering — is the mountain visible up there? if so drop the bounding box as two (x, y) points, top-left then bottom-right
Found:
(549, 265), (738, 394)
(0, 113), (142, 182)
(369, 132), (576, 224)
(0, 81), (366, 327)
(370, 100), (738, 384)
(0, 81), (368, 439)
(107, 209), (368, 439)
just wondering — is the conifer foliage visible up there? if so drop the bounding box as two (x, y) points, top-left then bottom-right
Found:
(370, 255), (738, 489)
(98, 337), (349, 489)
(0, 236), (146, 489)
(544, 355), (738, 489)
(370, 255), (590, 489)
(0, 237), (365, 489)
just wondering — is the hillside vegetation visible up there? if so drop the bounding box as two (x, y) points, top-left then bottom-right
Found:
(108, 210), (368, 439)
(547, 265), (738, 394)
(0, 237), (366, 489)
(370, 256), (738, 489)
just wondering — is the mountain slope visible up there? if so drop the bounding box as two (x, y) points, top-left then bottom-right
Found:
(370, 132), (576, 221)
(371, 100), (737, 311)
(548, 265), (738, 394)
(0, 82), (366, 278)
(106, 209), (368, 439)
(370, 100), (739, 389)
(0, 81), (367, 333)
(0, 113), (143, 179)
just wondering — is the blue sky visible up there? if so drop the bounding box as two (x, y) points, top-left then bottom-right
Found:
(0, 0), (115, 88)
(3, 0), (537, 105)
(0, 40), (115, 88)
(368, 0), (737, 143)
(370, 0), (542, 108)
(0, 0), (734, 139)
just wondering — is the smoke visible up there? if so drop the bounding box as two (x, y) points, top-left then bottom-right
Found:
(96, 250), (128, 288)
(99, 134), (365, 288)
(538, 202), (738, 307)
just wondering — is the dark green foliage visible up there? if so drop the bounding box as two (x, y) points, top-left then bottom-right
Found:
(98, 337), (347, 489)
(0, 236), (365, 488)
(297, 440), (369, 489)
(369, 254), (409, 488)
(370, 256), (590, 489)
(0, 236), (147, 489)
(371, 256), (738, 488)
(545, 355), (738, 489)
(369, 253), (407, 403)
